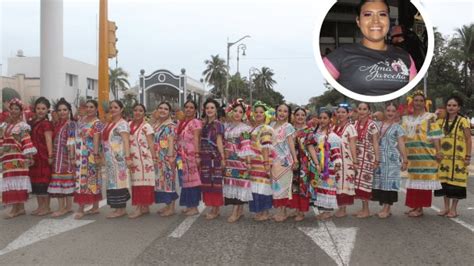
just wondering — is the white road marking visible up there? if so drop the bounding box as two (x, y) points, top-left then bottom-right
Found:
(467, 207), (474, 210)
(0, 215), (94, 256)
(168, 202), (205, 238)
(299, 208), (357, 266)
(401, 188), (474, 233)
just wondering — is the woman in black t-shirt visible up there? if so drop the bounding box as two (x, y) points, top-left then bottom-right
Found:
(323, 0), (417, 96)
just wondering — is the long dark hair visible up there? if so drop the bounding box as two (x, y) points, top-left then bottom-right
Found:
(276, 103), (292, 123)
(314, 110), (333, 133)
(202, 98), (221, 119)
(442, 95), (465, 135)
(55, 98), (74, 120)
(86, 99), (99, 117)
(34, 97), (51, 112)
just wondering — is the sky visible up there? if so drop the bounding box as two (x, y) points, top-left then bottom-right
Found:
(1, 0), (473, 105)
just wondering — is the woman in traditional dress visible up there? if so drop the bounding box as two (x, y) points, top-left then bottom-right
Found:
(102, 100), (132, 218)
(435, 95), (471, 218)
(353, 102), (379, 218)
(373, 102), (408, 218)
(402, 90), (443, 217)
(333, 105), (357, 218)
(200, 98), (225, 220)
(0, 98), (37, 218)
(73, 100), (104, 219)
(288, 107), (316, 221)
(223, 99), (254, 223)
(29, 97), (53, 216)
(271, 103), (298, 222)
(153, 102), (178, 217)
(176, 100), (202, 216)
(48, 98), (77, 217)
(248, 101), (274, 221)
(128, 104), (156, 218)
(307, 110), (342, 220)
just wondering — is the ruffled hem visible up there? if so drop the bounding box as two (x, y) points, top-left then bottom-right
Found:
(250, 182), (273, 196)
(0, 176), (32, 192)
(406, 179), (442, 190)
(23, 147), (37, 156)
(238, 148), (255, 158)
(47, 187), (75, 195)
(223, 185), (253, 202)
(314, 194), (338, 209)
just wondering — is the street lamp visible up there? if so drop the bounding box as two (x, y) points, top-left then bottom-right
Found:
(236, 43), (246, 74)
(226, 35), (250, 104)
(248, 67), (259, 107)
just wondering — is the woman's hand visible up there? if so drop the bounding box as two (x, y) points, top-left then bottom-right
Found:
(401, 161), (408, 171)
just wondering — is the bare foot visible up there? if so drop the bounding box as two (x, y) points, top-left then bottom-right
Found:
(404, 208), (417, 215)
(437, 209), (449, 216)
(316, 212), (333, 221)
(160, 208), (175, 217)
(157, 206), (169, 214)
(255, 213), (271, 221)
(4, 210), (26, 219)
(205, 212), (220, 220)
(31, 208), (41, 216)
(51, 209), (72, 218)
(287, 210), (298, 217)
(352, 209), (364, 217)
(408, 210), (424, 218)
(334, 209), (347, 218)
(377, 211), (391, 219)
(185, 208), (199, 216)
(446, 211), (458, 218)
(37, 209), (52, 216)
(294, 214), (305, 222)
(85, 208), (100, 216)
(356, 210), (371, 218)
(273, 213), (288, 222)
(181, 208), (190, 214)
(107, 210), (127, 219)
(128, 210), (144, 219)
(74, 212), (85, 220)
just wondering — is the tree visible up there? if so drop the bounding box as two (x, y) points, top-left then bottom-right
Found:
(202, 54), (228, 98)
(253, 67), (276, 91)
(452, 23), (473, 97)
(109, 67), (130, 100)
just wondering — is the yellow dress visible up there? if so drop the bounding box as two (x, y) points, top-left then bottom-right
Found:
(402, 112), (443, 190)
(437, 117), (470, 187)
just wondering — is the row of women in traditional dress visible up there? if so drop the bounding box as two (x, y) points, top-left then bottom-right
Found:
(0, 91), (471, 221)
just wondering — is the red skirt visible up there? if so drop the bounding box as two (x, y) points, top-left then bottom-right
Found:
(355, 189), (372, 201)
(131, 186), (155, 206)
(337, 193), (354, 206)
(2, 190), (29, 204)
(203, 192), (224, 207)
(287, 194), (310, 212)
(74, 193), (102, 205)
(405, 188), (432, 208)
(273, 198), (289, 208)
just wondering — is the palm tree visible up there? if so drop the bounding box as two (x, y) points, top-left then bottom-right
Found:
(109, 67), (130, 100)
(453, 23), (473, 97)
(202, 55), (228, 98)
(253, 67), (276, 91)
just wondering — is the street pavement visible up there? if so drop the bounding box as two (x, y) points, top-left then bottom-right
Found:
(1, 140), (474, 265)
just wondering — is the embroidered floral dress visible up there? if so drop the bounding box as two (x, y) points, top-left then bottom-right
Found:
(270, 122), (295, 204)
(129, 120), (155, 206)
(200, 120), (225, 207)
(353, 119), (379, 200)
(102, 119), (131, 208)
(333, 123), (357, 206)
(307, 129), (342, 209)
(248, 124), (274, 212)
(223, 122), (254, 204)
(154, 121), (178, 204)
(48, 120), (77, 197)
(74, 118), (104, 204)
(0, 122), (37, 204)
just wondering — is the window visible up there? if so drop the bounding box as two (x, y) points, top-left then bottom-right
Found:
(65, 73), (77, 87)
(87, 78), (96, 91)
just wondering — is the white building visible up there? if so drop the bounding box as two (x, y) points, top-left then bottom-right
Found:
(1, 53), (98, 109)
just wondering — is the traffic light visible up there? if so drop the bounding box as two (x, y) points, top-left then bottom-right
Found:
(108, 20), (118, 58)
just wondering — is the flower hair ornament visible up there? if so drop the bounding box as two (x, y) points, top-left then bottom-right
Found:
(9, 98), (23, 110)
(225, 98), (252, 121)
(407, 90), (432, 112)
(252, 100), (275, 125)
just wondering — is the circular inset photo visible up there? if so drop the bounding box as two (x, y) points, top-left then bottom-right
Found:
(314, 0), (434, 102)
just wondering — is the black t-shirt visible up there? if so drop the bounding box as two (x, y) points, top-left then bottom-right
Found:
(325, 43), (414, 96)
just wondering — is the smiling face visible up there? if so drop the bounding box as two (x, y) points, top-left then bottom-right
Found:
(337, 107), (349, 123)
(277, 104), (289, 122)
(446, 99), (461, 116)
(357, 1), (390, 48)
(57, 104), (70, 120)
(205, 102), (217, 119)
(157, 103), (170, 119)
(254, 106), (266, 124)
(86, 102), (97, 117)
(384, 104), (397, 121)
(184, 102), (196, 119)
(413, 95), (425, 112)
(133, 105), (145, 121)
(294, 109), (306, 125)
(357, 103), (370, 120)
(109, 101), (123, 118)
(9, 104), (22, 120)
(232, 106), (244, 122)
(35, 103), (49, 120)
